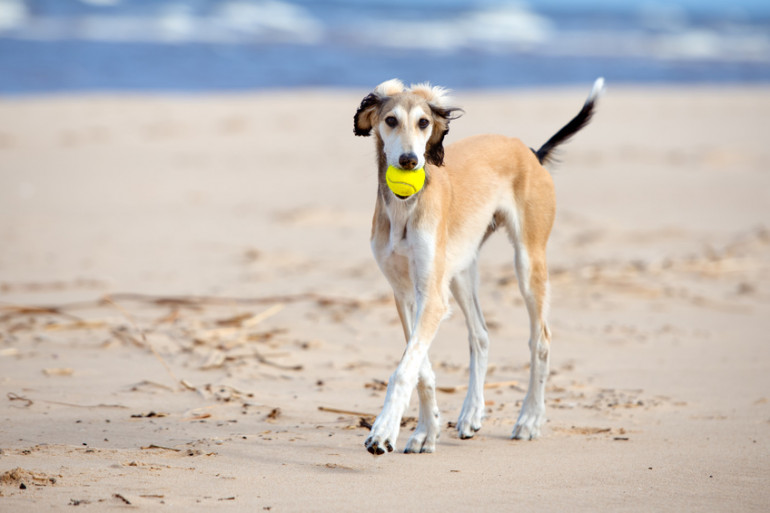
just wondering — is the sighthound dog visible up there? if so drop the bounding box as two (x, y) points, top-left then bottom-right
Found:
(354, 78), (603, 455)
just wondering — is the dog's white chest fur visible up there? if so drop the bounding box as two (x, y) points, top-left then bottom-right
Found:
(371, 196), (439, 307)
(380, 198), (417, 257)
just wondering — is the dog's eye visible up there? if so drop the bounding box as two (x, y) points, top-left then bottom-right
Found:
(418, 118), (430, 130)
(385, 116), (398, 128)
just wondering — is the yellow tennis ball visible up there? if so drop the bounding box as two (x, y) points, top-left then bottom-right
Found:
(385, 165), (426, 197)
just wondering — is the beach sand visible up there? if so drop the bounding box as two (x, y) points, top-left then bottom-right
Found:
(1, 84), (769, 511)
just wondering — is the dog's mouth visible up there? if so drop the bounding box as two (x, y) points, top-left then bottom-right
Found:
(391, 187), (421, 201)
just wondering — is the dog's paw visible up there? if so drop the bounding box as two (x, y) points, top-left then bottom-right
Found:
(456, 402), (485, 440)
(365, 435), (395, 455)
(404, 423), (439, 454)
(511, 405), (545, 440)
(364, 416), (401, 455)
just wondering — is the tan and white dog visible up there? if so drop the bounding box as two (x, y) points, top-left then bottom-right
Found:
(354, 78), (603, 455)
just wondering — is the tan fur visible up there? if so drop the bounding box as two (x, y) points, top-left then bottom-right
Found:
(355, 79), (600, 455)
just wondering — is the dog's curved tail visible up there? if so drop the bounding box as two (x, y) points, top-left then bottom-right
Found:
(534, 77), (604, 166)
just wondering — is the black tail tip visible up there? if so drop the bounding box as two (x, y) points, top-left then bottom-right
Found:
(535, 77), (605, 166)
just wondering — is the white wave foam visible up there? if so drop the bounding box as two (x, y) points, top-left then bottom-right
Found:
(2, 0), (324, 44)
(361, 4), (553, 52)
(535, 27), (770, 63)
(0, 0), (26, 32)
(0, 0), (767, 64)
(345, 2), (768, 63)
(653, 29), (770, 61)
(78, 0), (122, 6)
(216, 1), (323, 43)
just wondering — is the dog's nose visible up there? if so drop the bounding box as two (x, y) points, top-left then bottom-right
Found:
(398, 153), (419, 170)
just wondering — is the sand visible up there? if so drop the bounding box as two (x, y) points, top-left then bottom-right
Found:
(0, 84), (769, 511)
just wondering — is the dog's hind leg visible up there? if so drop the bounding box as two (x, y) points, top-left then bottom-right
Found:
(450, 260), (490, 439)
(510, 240), (552, 440)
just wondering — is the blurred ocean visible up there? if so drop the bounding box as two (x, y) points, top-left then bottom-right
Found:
(1, 0), (769, 94)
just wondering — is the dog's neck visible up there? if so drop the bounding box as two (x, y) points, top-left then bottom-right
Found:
(375, 137), (421, 255)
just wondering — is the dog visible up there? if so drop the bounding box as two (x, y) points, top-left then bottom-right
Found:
(354, 77), (603, 455)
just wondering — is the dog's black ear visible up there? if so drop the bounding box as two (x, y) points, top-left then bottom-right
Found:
(426, 106), (463, 166)
(354, 93), (381, 137)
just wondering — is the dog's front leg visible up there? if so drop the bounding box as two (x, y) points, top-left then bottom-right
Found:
(392, 297), (441, 454)
(404, 355), (441, 453)
(366, 240), (447, 455)
(365, 293), (446, 455)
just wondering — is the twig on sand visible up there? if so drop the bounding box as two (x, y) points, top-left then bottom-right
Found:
(102, 295), (189, 392)
(104, 292), (367, 310)
(0, 304), (84, 323)
(7, 392), (127, 409)
(44, 400), (128, 409)
(436, 380), (519, 394)
(7, 392), (33, 407)
(113, 493), (132, 505)
(318, 406), (376, 418)
(197, 303), (286, 339)
(0, 291), (375, 322)
(253, 350), (303, 371)
(43, 320), (108, 331)
(140, 444), (181, 452)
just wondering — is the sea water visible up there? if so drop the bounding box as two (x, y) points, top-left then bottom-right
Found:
(0, 0), (768, 94)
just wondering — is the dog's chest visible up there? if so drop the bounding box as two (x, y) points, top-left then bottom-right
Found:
(384, 200), (416, 255)
(372, 200), (419, 275)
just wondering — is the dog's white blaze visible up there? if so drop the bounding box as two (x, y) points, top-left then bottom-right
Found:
(380, 105), (433, 170)
(381, 105), (407, 169)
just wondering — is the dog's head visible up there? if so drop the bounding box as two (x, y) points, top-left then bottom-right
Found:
(354, 79), (462, 169)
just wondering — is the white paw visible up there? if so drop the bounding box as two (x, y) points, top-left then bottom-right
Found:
(364, 414), (401, 455)
(512, 403), (545, 440)
(404, 420), (439, 454)
(456, 402), (485, 439)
